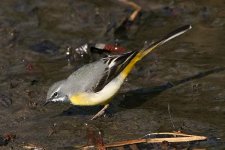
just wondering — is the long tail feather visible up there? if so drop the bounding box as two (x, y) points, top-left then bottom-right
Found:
(141, 25), (192, 58)
(121, 25), (192, 78)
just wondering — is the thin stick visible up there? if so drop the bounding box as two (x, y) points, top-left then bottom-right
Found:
(167, 103), (176, 130)
(91, 104), (109, 120)
(118, 0), (141, 21)
(82, 132), (207, 149)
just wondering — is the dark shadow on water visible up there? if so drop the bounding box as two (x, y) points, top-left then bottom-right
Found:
(119, 67), (225, 108)
(60, 67), (225, 116)
(60, 105), (104, 116)
(59, 104), (115, 117)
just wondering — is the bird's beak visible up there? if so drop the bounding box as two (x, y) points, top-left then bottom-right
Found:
(43, 98), (52, 106)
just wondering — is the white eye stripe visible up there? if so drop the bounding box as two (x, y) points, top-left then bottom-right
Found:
(52, 97), (65, 102)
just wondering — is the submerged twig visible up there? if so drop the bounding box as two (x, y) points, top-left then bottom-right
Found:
(111, 0), (142, 38)
(118, 0), (142, 21)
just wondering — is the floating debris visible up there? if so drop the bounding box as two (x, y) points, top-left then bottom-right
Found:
(65, 42), (127, 65)
(22, 143), (45, 150)
(90, 42), (126, 54)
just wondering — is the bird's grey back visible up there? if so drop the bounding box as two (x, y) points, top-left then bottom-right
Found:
(61, 60), (107, 96)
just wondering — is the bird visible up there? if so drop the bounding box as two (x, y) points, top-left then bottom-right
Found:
(44, 25), (192, 120)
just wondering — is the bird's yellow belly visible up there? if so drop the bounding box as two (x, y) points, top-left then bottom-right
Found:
(69, 75), (124, 106)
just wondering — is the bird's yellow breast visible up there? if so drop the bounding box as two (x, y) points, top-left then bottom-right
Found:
(70, 93), (99, 106)
(69, 75), (124, 106)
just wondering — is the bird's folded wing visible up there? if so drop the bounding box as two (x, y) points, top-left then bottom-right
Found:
(93, 51), (138, 92)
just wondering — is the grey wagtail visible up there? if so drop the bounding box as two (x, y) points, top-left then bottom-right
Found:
(45, 25), (192, 120)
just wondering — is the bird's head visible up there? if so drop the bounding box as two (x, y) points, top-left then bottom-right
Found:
(44, 80), (69, 106)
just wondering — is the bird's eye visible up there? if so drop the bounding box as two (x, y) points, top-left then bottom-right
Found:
(52, 92), (58, 97)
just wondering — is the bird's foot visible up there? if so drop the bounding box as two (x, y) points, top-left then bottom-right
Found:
(91, 104), (109, 120)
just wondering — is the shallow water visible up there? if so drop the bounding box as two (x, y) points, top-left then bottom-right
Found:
(0, 0), (225, 149)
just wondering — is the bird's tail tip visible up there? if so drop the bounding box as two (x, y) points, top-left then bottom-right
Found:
(141, 24), (192, 57)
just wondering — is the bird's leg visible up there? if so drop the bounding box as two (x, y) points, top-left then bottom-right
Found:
(91, 104), (109, 120)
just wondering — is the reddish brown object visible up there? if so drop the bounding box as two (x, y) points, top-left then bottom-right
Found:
(26, 63), (34, 72)
(85, 124), (105, 150)
(0, 133), (16, 146)
(104, 44), (126, 53)
(3, 133), (16, 141)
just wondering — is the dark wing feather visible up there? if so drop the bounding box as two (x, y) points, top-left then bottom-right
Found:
(93, 50), (138, 92)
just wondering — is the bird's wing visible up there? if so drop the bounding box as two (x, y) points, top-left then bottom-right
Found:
(93, 50), (138, 92)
